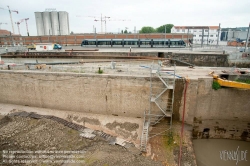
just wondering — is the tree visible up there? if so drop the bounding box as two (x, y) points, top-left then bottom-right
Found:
(121, 30), (124, 34)
(124, 29), (128, 33)
(139, 26), (156, 33)
(156, 24), (174, 33)
(70, 31), (74, 35)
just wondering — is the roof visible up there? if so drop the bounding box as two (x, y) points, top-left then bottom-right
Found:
(173, 26), (219, 30)
(0, 29), (11, 36)
(0, 29), (21, 36)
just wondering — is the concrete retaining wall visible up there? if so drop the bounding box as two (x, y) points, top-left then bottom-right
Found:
(166, 52), (229, 67)
(0, 71), (171, 118)
(179, 78), (250, 141)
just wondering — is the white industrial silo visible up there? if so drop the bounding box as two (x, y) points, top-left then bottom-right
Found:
(35, 12), (44, 36)
(59, 11), (69, 35)
(51, 11), (60, 35)
(43, 11), (52, 35)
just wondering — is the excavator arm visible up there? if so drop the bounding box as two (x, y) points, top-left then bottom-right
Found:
(209, 72), (250, 90)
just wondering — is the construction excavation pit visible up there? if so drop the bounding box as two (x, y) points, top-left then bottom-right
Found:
(0, 50), (250, 166)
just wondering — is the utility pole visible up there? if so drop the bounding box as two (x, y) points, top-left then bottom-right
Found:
(217, 23), (221, 47)
(164, 25), (166, 48)
(201, 28), (204, 48)
(245, 23), (250, 52)
(207, 27), (210, 46)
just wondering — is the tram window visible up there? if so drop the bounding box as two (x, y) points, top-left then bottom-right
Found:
(98, 41), (110, 45)
(154, 41), (159, 45)
(141, 41), (150, 45)
(89, 41), (96, 45)
(113, 41), (122, 45)
(171, 41), (176, 45)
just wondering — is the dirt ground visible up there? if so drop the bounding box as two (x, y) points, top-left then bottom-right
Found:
(148, 120), (196, 166)
(0, 115), (162, 166)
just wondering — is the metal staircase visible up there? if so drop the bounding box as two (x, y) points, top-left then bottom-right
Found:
(140, 64), (176, 152)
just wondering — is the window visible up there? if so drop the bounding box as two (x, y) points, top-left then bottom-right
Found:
(182, 29), (185, 32)
(210, 35), (213, 37)
(194, 30), (197, 32)
(199, 35), (202, 37)
(216, 35), (218, 37)
(88, 41), (96, 45)
(113, 41), (122, 45)
(177, 29), (180, 32)
(205, 30), (208, 32)
(193, 35), (196, 37)
(140, 41), (151, 45)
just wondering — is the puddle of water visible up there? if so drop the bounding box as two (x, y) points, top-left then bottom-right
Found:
(193, 139), (250, 166)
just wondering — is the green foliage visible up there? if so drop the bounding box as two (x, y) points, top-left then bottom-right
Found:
(167, 131), (174, 145)
(235, 79), (250, 84)
(212, 81), (221, 90)
(124, 29), (128, 33)
(163, 130), (179, 151)
(156, 24), (174, 33)
(98, 67), (103, 74)
(139, 26), (156, 33)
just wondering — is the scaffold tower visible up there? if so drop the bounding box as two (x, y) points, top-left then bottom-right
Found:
(141, 63), (176, 152)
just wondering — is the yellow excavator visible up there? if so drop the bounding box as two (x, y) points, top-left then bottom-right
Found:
(209, 71), (250, 90)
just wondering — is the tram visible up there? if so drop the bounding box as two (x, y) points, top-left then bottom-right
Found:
(81, 39), (186, 48)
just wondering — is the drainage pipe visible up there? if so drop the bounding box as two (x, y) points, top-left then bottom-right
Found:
(178, 78), (189, 166)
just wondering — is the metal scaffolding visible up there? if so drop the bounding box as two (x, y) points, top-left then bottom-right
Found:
(141, 63), (176, 152)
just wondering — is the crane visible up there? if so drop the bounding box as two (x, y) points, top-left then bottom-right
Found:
(25, 18), (29, 36)
(15, 18), (29, 36)
(76, 14), (130, 34)
(0, 23), (8, 29)
(7, 6), (18, 34)
(94, 15), (130, 34)
(15, 19), (24, 35)
(94, 14), (110, 34)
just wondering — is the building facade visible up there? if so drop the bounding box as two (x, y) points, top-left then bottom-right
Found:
(221, 27), (249, 41)
(171, 26), (220, 44)
(35, 11), (70, 36)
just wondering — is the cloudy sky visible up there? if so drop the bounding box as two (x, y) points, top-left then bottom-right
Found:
(0, 0), (249, 36)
